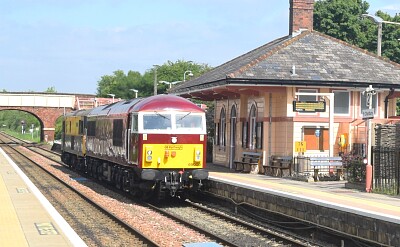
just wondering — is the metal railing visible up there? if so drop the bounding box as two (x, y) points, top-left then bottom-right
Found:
(372, 146), (400, 195)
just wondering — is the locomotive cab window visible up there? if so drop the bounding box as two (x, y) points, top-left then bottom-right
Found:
(131, 114), (138, 133)
(176, 113), (203, 130)
(143, 113), (172, 130)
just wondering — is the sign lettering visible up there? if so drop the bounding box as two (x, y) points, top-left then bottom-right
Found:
(293, 101), (326, 112)
(362, 109), (374, 120)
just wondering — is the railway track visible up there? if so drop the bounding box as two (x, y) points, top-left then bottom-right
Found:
(0, 133), (320, 246)
(148, 200), (313, 247)
(0, 135), (157, 247)
(26, 142), (315, 246)
(0, 132), (336, 246)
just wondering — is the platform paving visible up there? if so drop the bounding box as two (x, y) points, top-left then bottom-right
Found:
(0, 147), (86, 247)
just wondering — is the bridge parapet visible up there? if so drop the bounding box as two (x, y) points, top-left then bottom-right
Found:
(0, 92), (120, 142)
(0, 93), (75, 108)
(75, 97), (116, 109)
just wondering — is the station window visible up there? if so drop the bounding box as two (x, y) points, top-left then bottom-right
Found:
(248, 104), (257, 150)
(256, 122), (263, 149)
(219, 108), (226, 147)
(296, 89), (318, 115)
(214, 122), (219, 145)
(242, 122), (248, 148)
(298, 89), (317, 101)
(333, 90), (350, 115)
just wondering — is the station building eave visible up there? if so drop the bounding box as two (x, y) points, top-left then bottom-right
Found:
(174, 78), (400, 101)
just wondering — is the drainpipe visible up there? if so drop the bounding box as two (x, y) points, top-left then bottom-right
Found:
(384, 88), (394, 119)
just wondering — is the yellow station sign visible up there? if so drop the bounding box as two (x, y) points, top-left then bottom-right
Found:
(295, 141), (306, 153)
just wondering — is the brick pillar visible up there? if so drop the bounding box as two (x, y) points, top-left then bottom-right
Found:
(43, 128), (55, 142)
(289, 0), (314, 35)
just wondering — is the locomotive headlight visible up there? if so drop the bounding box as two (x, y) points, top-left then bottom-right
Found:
(171, 136), (177, 144)
(194, 149), (201, 162)
(145, 146), (153, 162)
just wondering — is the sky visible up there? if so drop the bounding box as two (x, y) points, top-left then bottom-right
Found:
(1, 0), (400, 95)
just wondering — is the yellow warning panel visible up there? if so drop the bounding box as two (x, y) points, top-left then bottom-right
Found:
(295, 141), (306, 153)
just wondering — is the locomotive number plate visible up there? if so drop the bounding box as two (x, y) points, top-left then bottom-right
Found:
(164, 144), (183, 150)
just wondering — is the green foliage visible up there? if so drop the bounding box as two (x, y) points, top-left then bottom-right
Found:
(2, 128), (40, 143)
(314, 0), (400, 62)
(397, 98), (400, 115)
(54, 117), (63, 140)
(45, 86), (57, 93)
(342, 152), (365, 182)
(376, 11), (400, 63)
(0, 110), (41, 141)
(96, 60), (212, 99)
(314, 0), (373, 49)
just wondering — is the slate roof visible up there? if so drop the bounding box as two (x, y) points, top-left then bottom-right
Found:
(170, 31), (400, 96)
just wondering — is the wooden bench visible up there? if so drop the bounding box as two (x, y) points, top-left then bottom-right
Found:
(309, 156), (343, 180)
(264, 155), (293, 177)
(234, 152), (262, 173)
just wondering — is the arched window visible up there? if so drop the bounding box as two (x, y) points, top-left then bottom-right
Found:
(214, 107), (226, 147)
(249, 105), (257, 149)
(219, 108), (226, 147)
(244, 104), (263, 150)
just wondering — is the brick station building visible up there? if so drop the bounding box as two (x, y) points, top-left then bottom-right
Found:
(170, 0), (400, 170)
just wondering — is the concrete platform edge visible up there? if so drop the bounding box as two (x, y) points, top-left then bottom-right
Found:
(209, 175), (400, 225)
(0, 147), (87, 247)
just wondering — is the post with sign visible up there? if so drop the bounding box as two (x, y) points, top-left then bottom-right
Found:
(363, 85), (376, 193)
(295, 141), (306, 173)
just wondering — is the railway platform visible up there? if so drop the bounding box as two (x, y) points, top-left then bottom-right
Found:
(0, 148), (86, 247)
(206, 163), (400, 246)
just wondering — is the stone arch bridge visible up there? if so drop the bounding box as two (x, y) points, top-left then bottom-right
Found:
(0, 92), (114, 142)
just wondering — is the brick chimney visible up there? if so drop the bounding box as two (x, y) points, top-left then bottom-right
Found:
(289, 0), (314, 35)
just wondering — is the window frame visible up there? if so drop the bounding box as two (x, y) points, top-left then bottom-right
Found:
(297, 89), (318, 115)
(219, 108), (226, 147)
(333, 90), (350, 115)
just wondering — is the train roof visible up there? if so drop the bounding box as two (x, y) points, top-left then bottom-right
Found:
(64, 109), (91, 117)
(131, 94), (204, 112)
(87, 98), (141, 116)
(85, 95), (203, 118)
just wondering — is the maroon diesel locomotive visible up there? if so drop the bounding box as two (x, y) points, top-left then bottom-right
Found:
(62, 94), (208, 199)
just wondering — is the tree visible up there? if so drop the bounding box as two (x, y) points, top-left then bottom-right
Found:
(143, 60), (212, 95)
(96, 60), (212, 99)
(45, 86), (57, 93)
(314, 0), (400, 62)
(314, 0), (374, 51)
(0, 110), (40, 133)
(314, 1), (400, 115)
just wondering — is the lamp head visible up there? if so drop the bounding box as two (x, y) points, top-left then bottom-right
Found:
(362, 14), (383, 24)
